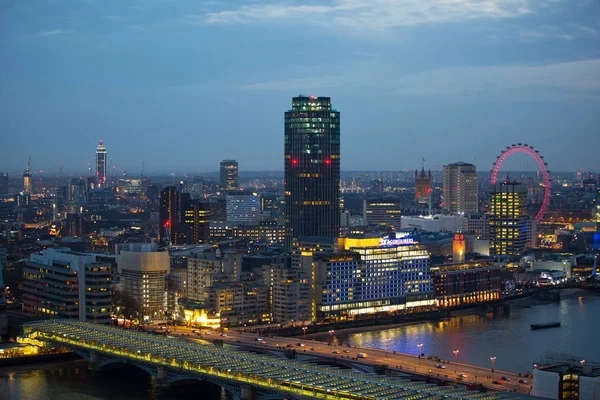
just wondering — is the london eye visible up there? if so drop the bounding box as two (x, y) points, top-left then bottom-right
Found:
(490, 143), (552, 223)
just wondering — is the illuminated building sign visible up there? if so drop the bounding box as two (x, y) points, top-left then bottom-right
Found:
(380, 238), (414, 247)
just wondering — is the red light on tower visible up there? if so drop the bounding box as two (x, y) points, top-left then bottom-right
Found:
(164, 220), (170, 227)
(325, 159), (331, 165)
(291, 158), (298, 165)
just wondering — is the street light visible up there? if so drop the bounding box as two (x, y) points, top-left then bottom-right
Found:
(417, 343), (423, 365)
(490, 356), (496, 372)
(581, 360), (586, 367)
(302, 327), (307, 341)
(453, 350), (459, 372)
(329, 330), (334, 344)
(385, 338), (390, 359)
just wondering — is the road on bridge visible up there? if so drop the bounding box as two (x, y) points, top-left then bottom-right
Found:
(152, 325), (532, 394)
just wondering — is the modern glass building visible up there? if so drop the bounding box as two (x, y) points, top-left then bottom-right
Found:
(488, 180), (528, 256)
(220, 160), (239, 191)
(96, 140), (107, 186)
(284, 96), (340, 250)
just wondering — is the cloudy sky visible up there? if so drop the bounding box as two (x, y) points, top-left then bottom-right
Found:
(1, 0), (599, 174)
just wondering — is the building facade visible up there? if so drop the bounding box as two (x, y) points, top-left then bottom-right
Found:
(312, 236), (434, 320)
(159, 186), (179, 246)
(430, 261), (501, 308)
(116, 242), (170, 318)
(284, 96), (340, 250)
(226, 192), (261, 224)
(488, 180), (528, 256)
(363, 199), (402, 228)
(443, 162), (478, 214)
(23, 248), (111, 323)
(181, 194), (210, 244)
(220, 160), (239, 191)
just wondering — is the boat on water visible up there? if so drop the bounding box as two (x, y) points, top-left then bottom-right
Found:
(531, 322), (561, 330)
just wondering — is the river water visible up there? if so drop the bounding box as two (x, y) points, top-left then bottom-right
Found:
(336, 290), (599, 374)
(0, 291), (597, 399)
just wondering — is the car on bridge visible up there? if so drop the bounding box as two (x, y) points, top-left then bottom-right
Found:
(501, 376), (511, 381)
(436, 364), (446, 369)
(518, 378), (528, 384)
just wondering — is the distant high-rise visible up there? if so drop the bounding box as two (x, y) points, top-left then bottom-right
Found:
(220, 160), (239, 191)
(488, 180), (528, 256)
(415, 167), (432, 203)
(443, 162), (478, 214)
(96, 140), (107, 186)
(159, 186), (180, 246)
(23, 156), (33, 193)
(0, 173), (8, 196)
(284, 96), (340, 250)
(181, 193), (210, 244)
(370, 179), (383, 195)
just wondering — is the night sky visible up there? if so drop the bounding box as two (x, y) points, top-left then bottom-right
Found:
(1, 1), (599, 174)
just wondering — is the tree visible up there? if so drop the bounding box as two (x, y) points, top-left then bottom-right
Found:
(111, 291), (142, 326)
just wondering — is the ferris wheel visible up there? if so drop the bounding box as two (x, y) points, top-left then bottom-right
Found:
(490, 143), (552, 223)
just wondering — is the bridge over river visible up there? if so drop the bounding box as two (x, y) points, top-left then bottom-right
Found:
(22, 320), (535, 400)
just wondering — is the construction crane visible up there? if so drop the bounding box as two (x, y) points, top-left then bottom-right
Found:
(141, 161), (145, 179)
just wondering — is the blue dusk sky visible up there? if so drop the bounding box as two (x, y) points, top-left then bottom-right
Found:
(1, 0), (599, 174)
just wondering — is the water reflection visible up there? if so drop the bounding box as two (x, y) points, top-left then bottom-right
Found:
(0, 362), (232, 400)
(338, 294), (600, 373)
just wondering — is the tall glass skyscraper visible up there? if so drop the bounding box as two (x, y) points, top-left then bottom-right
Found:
(284, 96), (340, 250)
(96, 140), (107, 186)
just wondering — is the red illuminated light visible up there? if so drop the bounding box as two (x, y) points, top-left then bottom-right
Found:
(325, 159), (331, 165)
(291, 159), (298, 165)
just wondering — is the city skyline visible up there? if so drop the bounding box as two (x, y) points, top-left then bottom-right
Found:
(1, 1), (599, 173)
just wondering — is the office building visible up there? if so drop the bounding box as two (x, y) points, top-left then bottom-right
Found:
(284, 96), (340, 250)
(488, 180), (528, 256)
(460, 213), (489, 238)
(430, 261), (501, 307)
(443, 162), (478, 214)
(0, 173), (8, 196)
(220, 160), (239, 191)
(226, 191), (261, 224)
(262, 263), (311, 324)
(363, 199), (402, 228)
(23, 248), (111, 323)
(181, 193), (210, 244)
(116, 242), (170, 318)
(159, 186), (180, 246)
(312, 236), (433, 320)
(415, 167), (432, 203)
(96, 140), (107, 186)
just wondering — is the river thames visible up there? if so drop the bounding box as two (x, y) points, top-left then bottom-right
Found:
(0, 290), (597, 399)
